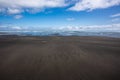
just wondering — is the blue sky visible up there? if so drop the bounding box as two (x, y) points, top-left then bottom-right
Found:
(0, 0), (120, 31)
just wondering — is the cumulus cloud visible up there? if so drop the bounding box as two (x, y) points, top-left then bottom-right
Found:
(0, 23), (22, 31)
(1, 22), (120, 32)
(54, 23), (120, 32)
(11, 26), (22, 30)
(0, 0), (67, 8)
(7, 8), (23, 14)
(69, 0), (120, 11)
(0, 0), (120, 14)
(14, 15), (23, 19)
(0, 0), (67, 14)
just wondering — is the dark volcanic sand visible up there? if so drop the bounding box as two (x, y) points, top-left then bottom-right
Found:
(0, 36), (120, 80)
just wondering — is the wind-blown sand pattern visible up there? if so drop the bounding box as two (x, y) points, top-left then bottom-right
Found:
(0, 36), (120, 80)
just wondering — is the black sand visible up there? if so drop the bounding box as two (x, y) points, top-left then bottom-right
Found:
(0, 36), (120, 80)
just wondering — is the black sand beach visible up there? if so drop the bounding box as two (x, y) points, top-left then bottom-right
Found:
(0, 36), (120, 80)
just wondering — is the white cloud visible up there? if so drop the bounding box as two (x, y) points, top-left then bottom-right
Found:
(0, 8), (5, 13)
(67, 17), (75, 21)
(0, 0), (120, 14)
(14, 15), (23, 19)
(55, 23), (120, 32)
(0, 0), (67, 14)
(110, 13), (120, 18)
(111, 18), (120, 22)
(0, 24), (22, 31)
(110, 13), (120, 23)
(0, 0), (67, 8)
(1, 22), (120, 32)
(69, 0), (120, 11)
(11, 26), (22, 30)
(7, 8), (23, 14)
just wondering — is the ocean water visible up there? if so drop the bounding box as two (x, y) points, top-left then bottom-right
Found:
(0, 31), (120, 38)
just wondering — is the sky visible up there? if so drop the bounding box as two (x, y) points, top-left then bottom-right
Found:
(0, 0), (120, 32)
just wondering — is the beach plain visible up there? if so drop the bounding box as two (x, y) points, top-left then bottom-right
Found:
(0, 36), (120, 80)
